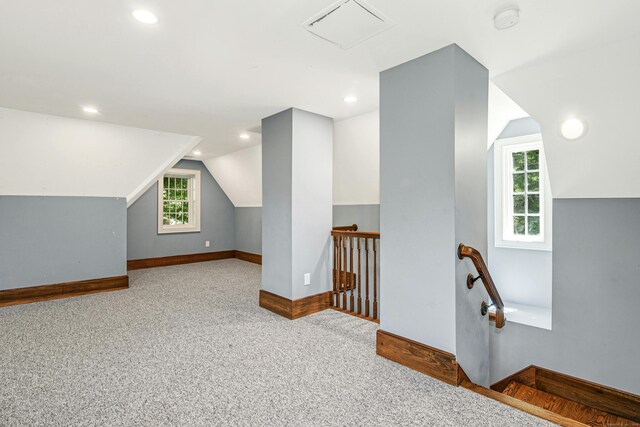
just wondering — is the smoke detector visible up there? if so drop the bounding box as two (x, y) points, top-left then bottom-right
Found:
(494, 8), (520, 30)
(303, 0), (394, 50)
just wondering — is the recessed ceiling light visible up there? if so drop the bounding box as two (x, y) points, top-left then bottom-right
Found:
(193, 150), (202, 156)
(494, 9), (519, 30)
(240, 133), (250, 140)
(344, 95), (358, 103)
(132, 9), (158, 25)
(561, 118), (585, 140)
(82, 106), (100, 114)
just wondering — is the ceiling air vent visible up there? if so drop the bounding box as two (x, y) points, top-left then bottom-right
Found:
(303, 0), (394, 50)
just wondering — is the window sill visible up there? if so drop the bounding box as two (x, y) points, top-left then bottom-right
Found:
(158, 227), (201, 235)
(494, 241), (552, 252)
(491, 301), (552, 330)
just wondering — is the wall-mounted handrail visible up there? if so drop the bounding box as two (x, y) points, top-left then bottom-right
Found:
(457, 243), (506, 329)
(332, 224), (358, 231)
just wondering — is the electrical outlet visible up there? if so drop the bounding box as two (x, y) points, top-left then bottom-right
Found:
(205, 241), (210, 248)
(304, 273), (311, 286)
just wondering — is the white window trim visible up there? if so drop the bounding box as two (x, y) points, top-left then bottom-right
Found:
(494, 134), (552, 251)
(157, 168), (201, 234)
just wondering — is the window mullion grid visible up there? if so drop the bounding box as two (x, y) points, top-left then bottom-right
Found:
(524, 156), (529, 236)
(189, 177), (194, 227)
(513, 166), (525, 237)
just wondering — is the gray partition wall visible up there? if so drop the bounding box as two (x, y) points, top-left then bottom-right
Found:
(235, 207), (262, 254)
(235, 204), (379, 256)
(379, 44), (490, 385)
(0, 196), (126, 290)
(333, 204), (380, 232)
(262, 108), (333, 300)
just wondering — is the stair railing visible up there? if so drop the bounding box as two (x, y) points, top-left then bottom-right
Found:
(332, 224), (358, 231)
(331, 226), (380, 322)
(457, 243), (506, 329)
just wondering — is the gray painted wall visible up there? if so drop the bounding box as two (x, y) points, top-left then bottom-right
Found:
(262, 108), (333, 300)
(0, 196), (126, 290)
(333, 204), (380, 232)
(380, 46), (457, 353)
(452, 47), (491, 386)
(262, 109), (294, 298)
(235, 207), (262, 254)
(490, 198), (640, 394)
(291, 109), (333, 299)
(488, 117), (553, 308)
(234, 204), (379, 256)
(380, 44), (490, 386)
(127, 159), (235, 260)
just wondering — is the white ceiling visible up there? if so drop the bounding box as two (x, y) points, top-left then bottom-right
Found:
(1, 1), (639, 158)
(495, 33), (640, 198)
(0, 107), (199, 203)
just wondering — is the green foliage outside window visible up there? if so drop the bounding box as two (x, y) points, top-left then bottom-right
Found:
(512, 149), (541, 237)
(162, 177), (190, 225)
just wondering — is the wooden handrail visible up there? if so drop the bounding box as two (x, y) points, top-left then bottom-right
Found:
(332, 224), (358, 231)
(457, 243), (506, 329)
(331, 230), (380, 239)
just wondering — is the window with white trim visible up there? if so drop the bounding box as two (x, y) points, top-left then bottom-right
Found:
(157, 168), (201, 234)
(494, 135), (552, 251)
(504, 143), (543, 242)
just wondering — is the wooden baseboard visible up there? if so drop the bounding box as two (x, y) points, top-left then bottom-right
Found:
(491, 365), (537, 392)
(492, 366), (640, 422)
(259, 289), (331, 320)
(234, 250), (262, 265)
(127, 250), (236, 270)
(376, 329), (460, 386)
(0, 275), (129, 307)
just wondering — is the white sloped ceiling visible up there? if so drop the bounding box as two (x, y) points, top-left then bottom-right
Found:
(0, 107), (200, 205)
(204, 145), (262, 207)
(494, 34), (640, 198)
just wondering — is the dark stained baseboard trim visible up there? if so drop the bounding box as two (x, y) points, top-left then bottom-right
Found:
(376, 329), (460, 386)
(491, 365), (537, 393)
(127, 250), (261, 270)
(234, 250), (262, 265)
(259, 290), (293, 319)
(292, 290), (332, 319)
(127, 250), (236, 270)
(259, 289), (332, 320)
(0, 275), (129, 307)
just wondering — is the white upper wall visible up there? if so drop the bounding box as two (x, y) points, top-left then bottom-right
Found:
(487, 82), (528, 148)
(333, 110), (380, 205)
(495, 34), (640, 198)
(203, 145), (262, 207)
(0, 107), (200, 205)
(205, 110), (381, 207)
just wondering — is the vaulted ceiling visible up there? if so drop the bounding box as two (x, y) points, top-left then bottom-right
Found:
(2, 0), (639, 159)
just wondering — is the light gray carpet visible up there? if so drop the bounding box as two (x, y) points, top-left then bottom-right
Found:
(0, 259), (551, 426)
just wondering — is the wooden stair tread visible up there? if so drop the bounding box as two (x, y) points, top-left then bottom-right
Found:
(502, 382), (639, 427)
(461, 380), (587, 427)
